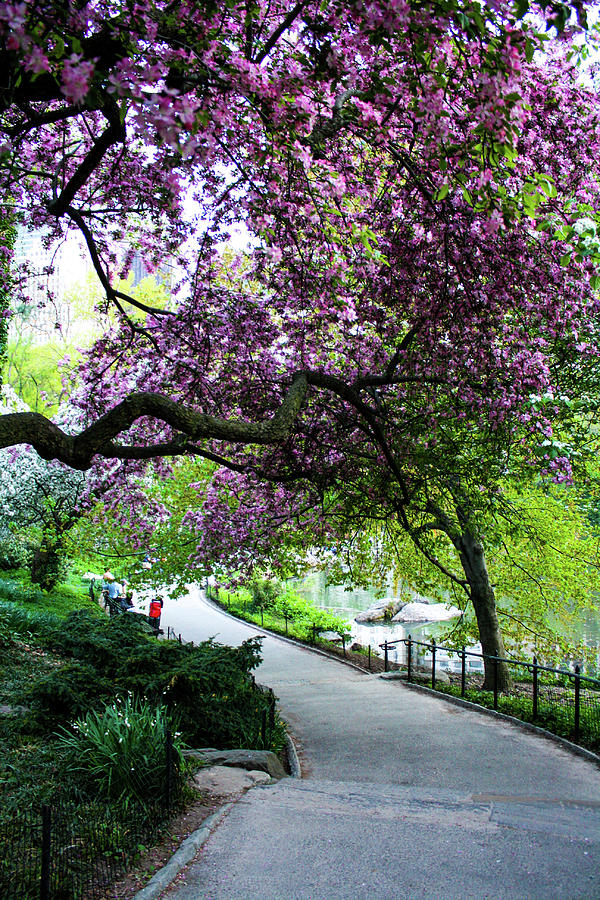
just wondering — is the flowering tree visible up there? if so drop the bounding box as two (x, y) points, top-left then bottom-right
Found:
(1, 1), (600, 684)
(0, 389), (86, 586)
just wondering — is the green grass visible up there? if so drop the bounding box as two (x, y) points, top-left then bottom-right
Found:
(215, 584), (351, 648)
(0, 568), (102, 618)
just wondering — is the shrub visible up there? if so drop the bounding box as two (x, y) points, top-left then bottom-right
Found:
(56, 697), (185, 809)
(26, 661), (115, 730)
(248, 574), (279, 611)
(0, 533), (30, 570)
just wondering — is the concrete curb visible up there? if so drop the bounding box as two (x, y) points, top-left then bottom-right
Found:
(396, 679), (600, 768)
(285, 731), (302, 779)
(131, 803), (234, 900)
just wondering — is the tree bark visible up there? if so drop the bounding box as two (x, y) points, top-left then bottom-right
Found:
(455, 526), (512, 692)
(0, 375), (308, 469)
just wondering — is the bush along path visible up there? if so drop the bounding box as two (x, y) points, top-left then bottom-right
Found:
(206, 581), (385, 668)
(0, 592), (287, 899)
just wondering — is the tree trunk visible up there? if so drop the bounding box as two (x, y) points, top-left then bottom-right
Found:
(455, 527), (512, 692)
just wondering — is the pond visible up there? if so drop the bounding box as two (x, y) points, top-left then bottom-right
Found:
(292, 570), (600, 668)
(292, 571), (464, 665)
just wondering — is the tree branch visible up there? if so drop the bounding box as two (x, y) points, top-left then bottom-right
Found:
(0, 375), (308, 469)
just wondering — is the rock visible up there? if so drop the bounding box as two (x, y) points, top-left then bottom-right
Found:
(183, 748), (287, 779)
(193, 765), (271, 796)
(392, 601), (461, 623)
(379, 668), (450, 685)
(355, 598), (405, 623)
(319, 631), (342, 642)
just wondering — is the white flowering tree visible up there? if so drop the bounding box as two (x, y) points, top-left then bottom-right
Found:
(0, 386), (86, 587)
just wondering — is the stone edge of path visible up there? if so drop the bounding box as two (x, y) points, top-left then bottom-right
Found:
(397, 680), (600, 768)
(130, 733), (302, 900)
(131, 802), (234, 900)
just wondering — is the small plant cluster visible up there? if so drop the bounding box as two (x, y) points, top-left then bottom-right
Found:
(57, 697), (183, 809)
(217, 576), (351, 646)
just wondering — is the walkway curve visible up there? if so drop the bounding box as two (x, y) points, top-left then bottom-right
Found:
(159, 588), (600, 900)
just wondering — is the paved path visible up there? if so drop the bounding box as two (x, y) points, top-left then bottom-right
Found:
(161, 589), (600, 899)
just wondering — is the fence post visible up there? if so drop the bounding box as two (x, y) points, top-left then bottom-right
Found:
(574, 665), (581, 741)
(269, 690), (276, 733)
(431, 638), (436, 689)
(384, 641), (389, 672)
(178, 633), (182, 645)
(40, 804), (51, 900)
(407, 636), (412, 683)
(532, 656), (538, 720)
(312, 623), (317, 644)
(165, 729), (173, 809)
(368, 645), (371, 671)
(342, 634), (346, 657)
(493, 657), (499, 710)
(461, 647), (466, 697)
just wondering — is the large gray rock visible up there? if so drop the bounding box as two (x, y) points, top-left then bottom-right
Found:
(392, 601), (461, 623)
(193, 765), (272, 796)
(355, 598), (405, 623)
(183, 749), (287, 779)
(319, 631), (343, 642)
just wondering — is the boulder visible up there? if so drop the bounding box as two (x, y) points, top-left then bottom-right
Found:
(183, 748), (287, 779)
(392, 601), (461, 623)
(355, 598), (405, 623)
(193, 765), (271, 796)
(319, 631), (343, 642)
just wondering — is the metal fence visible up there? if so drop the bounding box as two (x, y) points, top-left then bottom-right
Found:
(380, 636), (600, 749)
(0, 732), (181, 900)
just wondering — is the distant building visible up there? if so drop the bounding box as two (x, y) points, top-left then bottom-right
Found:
(11, 230), (178, 345)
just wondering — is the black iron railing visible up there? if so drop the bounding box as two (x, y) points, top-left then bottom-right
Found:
(0, 731), (181, 900)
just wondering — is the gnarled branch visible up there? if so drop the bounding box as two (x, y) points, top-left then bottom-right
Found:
(0, 375), (308, 470)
